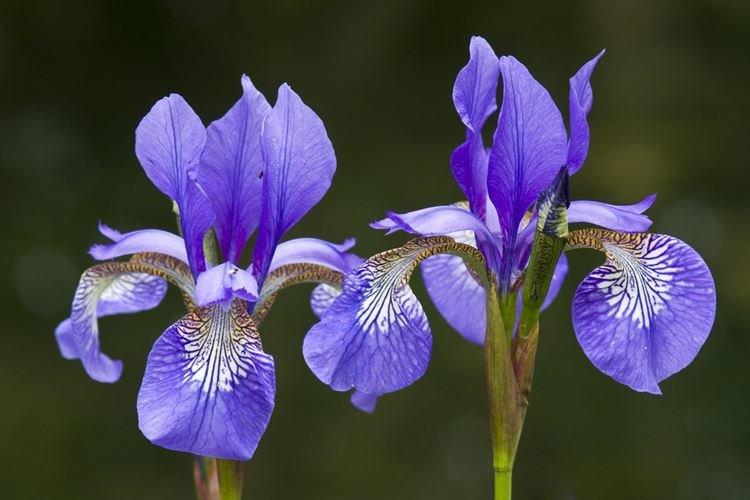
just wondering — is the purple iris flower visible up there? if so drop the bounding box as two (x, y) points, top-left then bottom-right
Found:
(302, 37), (715, 407)
(55, 76), (361, 460)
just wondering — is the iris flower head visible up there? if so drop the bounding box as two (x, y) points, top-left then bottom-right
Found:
(55, 76), (361, 460)
(303, 36), (716, 410)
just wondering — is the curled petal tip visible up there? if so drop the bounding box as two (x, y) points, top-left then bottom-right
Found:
(97, 222), (122, 242)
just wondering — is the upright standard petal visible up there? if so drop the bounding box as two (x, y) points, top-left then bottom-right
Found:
(421, 230), (486, 345)
(450, 134), (490, 219)
(135, 94), (213, 275)
(303, 237), (486, 395)
(138, 301), (275, 460)
(451, 37), (500, 219)
(453, 36), (501, 133)
(198, 76), (271, 263)
(568, 230), (715, 394)
(567, 50), (605, 174)
(252, 85), (336, 284)
(568, 195), (655, 233)
(487, 56), (567, 279)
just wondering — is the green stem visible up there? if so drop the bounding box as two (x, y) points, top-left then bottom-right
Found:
(494, 468), (512, 500)
(217, 459), (244, 500)
(484, 283), (522, 500)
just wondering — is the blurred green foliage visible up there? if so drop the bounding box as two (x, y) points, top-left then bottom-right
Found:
(0, 1), (747, 498)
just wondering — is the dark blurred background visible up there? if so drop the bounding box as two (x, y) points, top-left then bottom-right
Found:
(1, 1), (747, 498)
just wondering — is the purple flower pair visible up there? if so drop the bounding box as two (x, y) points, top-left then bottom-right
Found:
(56, 36), (717, 470)
(56, 76), (361, 460)
(303, 37), (715, 409)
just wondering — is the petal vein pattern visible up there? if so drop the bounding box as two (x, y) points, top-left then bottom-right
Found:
(138, 300), (275, 460)
(568, 230), (715, 393)
(303, 237), (485, 394)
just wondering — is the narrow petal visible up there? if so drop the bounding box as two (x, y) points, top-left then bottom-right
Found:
(97, 222), (123, 241)
(567, 50), (605, 174)
(350, 391), (379, 414)
(487, 56), (568, 262)
(135, 94), (213, 275)
(569, 230), (716, 393)
(59, 256), (194, 382)
(252, 84), (336, 284)
(55, 273), (167, 359)
(450, 134), (489, 219)
(453, 36), (501, 133)
(303, 237), (485, 395)
(67, 266), (170, 382)
(55, 319), (79, 359)
(372, 205), (501, 272)
(421, 230), (486, 345)
(195, 262), (259, 308)
(451, 36), (500, 219)
(568, 195), (655, 233)
(371, 205), (497, 248)
(89, 227), (188, 264)
(137, 301), (275, 460)
(269, 237), (360, 274)
(198, 76), (271, 262)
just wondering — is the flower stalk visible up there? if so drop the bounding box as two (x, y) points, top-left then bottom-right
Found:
(484, 283), (523, 500)
(485, 168), (569, 499)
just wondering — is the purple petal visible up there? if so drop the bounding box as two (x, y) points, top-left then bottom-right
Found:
(371, 205), (497, 247)
(487, 56), (567, 264)
(137, 301), (275, 460)
(310, 283), (342, 319)
(252, 84), (336, 284)
(135, 94), (213, 275)
(55, 319), (79, 359)
(567, 50), (605, 174)
(372, 205), (501, 273)
(56, 271), (167, 361)
(453, 36), (501, 133)
(568, 194), (656, 232)
(97, 222), (123, 241)
(572, 233), (716, 394)
(198, 76), (271, 263)
(195, 262), (259, 308)
(65, 267), (168, 382)
(89, 227), (188, 264)
(451, 134), (489, 220)
(421, 230), (486, 345)
(350, 391), (379, 414)
(269, 237), (360, 274)
(303, 243), (435, 395)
